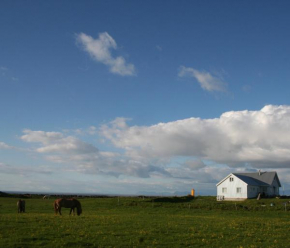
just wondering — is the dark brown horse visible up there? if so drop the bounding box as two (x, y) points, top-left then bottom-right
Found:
(17, 199), (25, 213)
(54, 198), (82, 216)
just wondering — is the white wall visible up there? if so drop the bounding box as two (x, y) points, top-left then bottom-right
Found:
(217, 174), (248, 199)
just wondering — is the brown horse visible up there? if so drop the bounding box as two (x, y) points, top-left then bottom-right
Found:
(54, 198), (82, 216)
(17, 199), (25, 213)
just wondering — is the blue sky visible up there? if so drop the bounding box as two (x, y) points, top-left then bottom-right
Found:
(1, 1), (290, 195)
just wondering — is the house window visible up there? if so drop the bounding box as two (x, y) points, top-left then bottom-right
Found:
(229, 177), (234, 182)
(236, 187), (242, 193)
(222, 188), (227, 193)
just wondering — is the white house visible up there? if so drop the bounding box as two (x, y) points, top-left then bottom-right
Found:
(216, 171), (281, 201)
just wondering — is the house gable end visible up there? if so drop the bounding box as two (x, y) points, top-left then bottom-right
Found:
(217, 174), (248, 187)
(273, 173), (282, 187)
(216, 173), (235, 186)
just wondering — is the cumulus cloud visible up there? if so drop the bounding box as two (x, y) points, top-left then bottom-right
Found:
(178, 66), (227, 92)
(76, 32), (136, 76)
(21, 129), (98, 155)
(100, 105), (290, 169)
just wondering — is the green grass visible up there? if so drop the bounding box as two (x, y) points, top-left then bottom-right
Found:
(1, 196), (290, 247)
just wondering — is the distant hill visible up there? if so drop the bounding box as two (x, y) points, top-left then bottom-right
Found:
(173, 191), (191, 196)
(0, 191), (11, 197)
(137, 191), (191, 196)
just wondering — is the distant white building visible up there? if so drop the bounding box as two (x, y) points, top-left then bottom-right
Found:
(216, 171), (281, 201)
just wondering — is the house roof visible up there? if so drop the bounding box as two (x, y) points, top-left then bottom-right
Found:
(233, 172), (281, 187)
(233, 174), (269, 186)
(216, 171), (281, 187)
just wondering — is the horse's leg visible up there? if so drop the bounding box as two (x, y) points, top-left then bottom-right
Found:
(69, 208), (75, 215)
(54, 202), (58, 215)
(59, 207), (62, 215)
(17, 202), (21, 213)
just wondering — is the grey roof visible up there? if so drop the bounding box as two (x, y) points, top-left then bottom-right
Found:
(233, 172), (281, 187)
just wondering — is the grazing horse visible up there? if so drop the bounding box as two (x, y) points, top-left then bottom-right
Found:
(17, 199), (25, 213)
(43, 195), (50, 200)
(54, 198), (82, 216)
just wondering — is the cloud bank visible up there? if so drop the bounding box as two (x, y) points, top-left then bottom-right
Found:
(20, 129), (167, 178)
(17, 105), (290, 187)
(178, 66), (227, 92)
(76, 32), (136, 76)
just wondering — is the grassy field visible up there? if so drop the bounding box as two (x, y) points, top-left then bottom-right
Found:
(1, 195), (290, 247)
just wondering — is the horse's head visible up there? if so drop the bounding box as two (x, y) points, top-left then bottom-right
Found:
(75, 200), (82, 216)
(77, 206), (82, 216)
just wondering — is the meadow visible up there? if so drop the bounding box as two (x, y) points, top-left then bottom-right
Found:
(1, 195), (290, 247)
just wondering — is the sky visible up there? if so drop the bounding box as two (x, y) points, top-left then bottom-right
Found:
(1, 0), (290, 195)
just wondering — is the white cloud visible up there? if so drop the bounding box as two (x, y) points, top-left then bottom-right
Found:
(156, 45), (162, 51)
(183, 160), (206, 170)
(0, 66), (19, 81)
(17, 105), (290, 190)
(87, 126), (97, 135)
(21, 129), (64, 145)
(20, 129), (169, 178)
(69, 126), (99, 136)
(0, 162), (53, 176)
(100, 105), (290, 169)
(76, 32), (136, 76)
(0, 142), (14, 149)
(242, 85), (252, 92)
(21, 129), (98, 154)
(178, 66), (227, 92)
